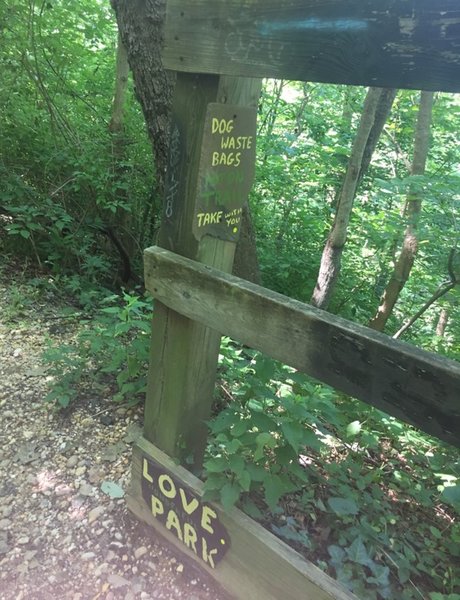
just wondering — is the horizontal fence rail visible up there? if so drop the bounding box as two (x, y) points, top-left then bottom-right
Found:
(145, 246), (460, 447)
(163, 0), (460, 93)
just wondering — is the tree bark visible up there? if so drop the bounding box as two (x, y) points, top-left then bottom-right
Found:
(232, 204), (261, 284)
(392, 247), (458, 339)
(110, 0), (174, 199)
(310, 87), (392, 310)
(436, 308), (449, 337)
(111, 0), (260, 273)
(369, 91), (434, 331)
(109, 32), (129, 136)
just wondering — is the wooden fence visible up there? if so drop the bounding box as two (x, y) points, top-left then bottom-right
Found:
(143, 246), (460, 448)
(125, 2), (460, 598)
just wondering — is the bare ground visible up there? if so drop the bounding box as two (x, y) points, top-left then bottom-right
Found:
(0, 267), (229, 600)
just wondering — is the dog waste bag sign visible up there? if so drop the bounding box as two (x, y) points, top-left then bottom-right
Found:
(141, 455), (230, 568)
(193, 103), (257, 242)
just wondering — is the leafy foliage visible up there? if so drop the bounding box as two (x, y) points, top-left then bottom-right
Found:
(43, 291), (152, 408)
(204, 340), (460, 599)
(0, 0), (155, 283)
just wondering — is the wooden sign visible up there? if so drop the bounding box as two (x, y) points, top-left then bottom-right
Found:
(141, 454), (231, 568)
(193, 103), (257, 242)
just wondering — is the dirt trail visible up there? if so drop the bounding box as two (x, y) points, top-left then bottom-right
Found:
(0, 271), (227, 600)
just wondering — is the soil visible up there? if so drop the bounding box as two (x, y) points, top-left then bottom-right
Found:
(0, 265), (229, 600)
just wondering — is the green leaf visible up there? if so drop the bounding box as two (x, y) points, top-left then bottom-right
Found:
(281, 421), (304, 452)
(328, 544), (345, 566)
(346, 420), (362, 437)
(205, 457), (228, 473)
(220, 482), (240, 510)
(367, 564), (390, 587)
(302, 429), (323, 451)
(203, 473), (225, 491)
(264, 475), (285, 511)
(328, 496), (359, 516)
(346, 537), (372, 566)
(254, 432), (275, 461)
(20, 229), (31, 239)
(241, 498), (263, 519)
(245, 462), (267, 482)
(442, 484), (460, 508)
(228, 454), (245, 474)
(210, 411), (238, 434)
(238, 469), (251, 492)
(225, 438), (242, 454)
(231, 419), (248, 437)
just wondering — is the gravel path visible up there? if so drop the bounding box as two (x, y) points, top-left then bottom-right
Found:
(0, 274), (228, 600)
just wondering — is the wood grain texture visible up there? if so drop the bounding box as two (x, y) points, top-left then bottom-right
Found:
(163, 0), (460, 92)
(144, 75), (262, 466)
(144, 246), (460, 447)
(128, 437), (358, 600)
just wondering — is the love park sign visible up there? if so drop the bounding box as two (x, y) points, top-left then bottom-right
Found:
(192, 103), (257, 242)
(141, 455), (231, 568)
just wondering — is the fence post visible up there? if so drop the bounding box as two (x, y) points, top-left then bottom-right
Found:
(143, 73), (261, 467)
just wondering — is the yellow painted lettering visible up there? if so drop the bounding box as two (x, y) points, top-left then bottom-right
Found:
(201, 505), (217, 534)
(201, 537), (218, 569)
(203, 213), (211, 226)
(221, 136), (236, 150)
(150, 494), (164, 517)
(142, 458), (153, 483)
(212, 118), (234, 134)
(197, 213), (205, 227)
(234, 152), (241, 167)
(158, 474), (176, 499)
(179, 488), (199, 515)
(165, 509), (182, 541)
(183, 523), (198, 554)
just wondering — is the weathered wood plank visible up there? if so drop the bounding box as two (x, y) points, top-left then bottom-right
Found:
(128, 436), (358, 600)
(163, 0), (460, 92)
(144, 75), (262, 467)
(144, 246), (460, 447)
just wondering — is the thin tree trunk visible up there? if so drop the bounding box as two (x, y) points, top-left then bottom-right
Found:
(109, 32), (129, 136)
(392, 281), (455, 339)
(310, 87), (392, 310)
(436, 308), (449, 337)
(392, 247), (458, 339)
(232, 204), (261, 284)
(107, 32), (133, 281)
(369, 91), (434, 331)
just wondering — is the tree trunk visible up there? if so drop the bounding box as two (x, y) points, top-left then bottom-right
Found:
(368, 91), (434, 331)
(107, 32), (134, 282)
(436, 308), (449, 337)
(110, 0), (174, 200)
(232, 204), (261, 284)
(310, 87), (392, 310)
(111, 0), (260, 273)
(109, 32), (129, 136)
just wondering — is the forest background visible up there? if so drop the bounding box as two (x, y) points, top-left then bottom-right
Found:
(1, 2), (459, 599)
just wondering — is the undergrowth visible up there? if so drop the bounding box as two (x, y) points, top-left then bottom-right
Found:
(43, 290), (152, 408)
(203, 339), (460, 600)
